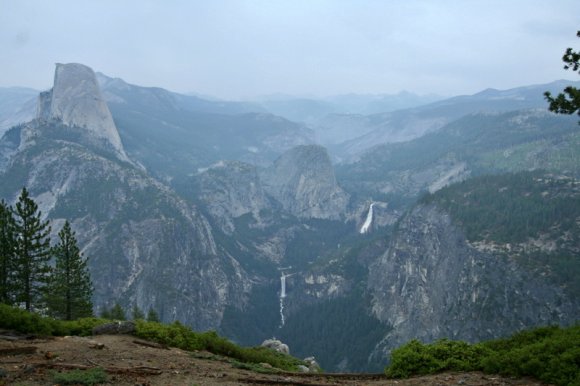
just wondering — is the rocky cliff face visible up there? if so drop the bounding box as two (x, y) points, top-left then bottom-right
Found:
(36, 63), (129, 162)
(261, 145), (349, 219)
(0, 64), (253, 330)
(368, 204), (579, 361)
(192, 160), (273, 234)
(1, 120), (252, 330)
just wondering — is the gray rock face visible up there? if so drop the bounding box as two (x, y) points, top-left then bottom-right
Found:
(194, 161), (272, 234)
(368, 204), (579, 360)
(261, 145), (349, 219)
(36, 63), (129, 162)
(261, 338), (290, 355)
(0, 125), (251, 330)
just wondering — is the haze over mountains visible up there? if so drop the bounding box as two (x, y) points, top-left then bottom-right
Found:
(0, 63), (578, 372)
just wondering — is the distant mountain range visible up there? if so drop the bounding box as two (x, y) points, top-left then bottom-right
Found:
(0, 63), (578, 372)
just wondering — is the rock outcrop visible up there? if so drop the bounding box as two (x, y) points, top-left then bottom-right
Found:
(261, 145), (349, 219)
(36, 63), (129, 162)
(0, 64), (253, 331)
(193, 161), (272, 234)
(368, 204), (580, 361)
(261, 338), (290, 355)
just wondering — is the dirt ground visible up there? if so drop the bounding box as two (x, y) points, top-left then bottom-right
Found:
(0, 332), (549, 386)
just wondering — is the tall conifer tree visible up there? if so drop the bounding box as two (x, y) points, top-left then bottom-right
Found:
(48, 221), (93, 320)
(0, 200), (16, 304)
(12, 188), (52, 311)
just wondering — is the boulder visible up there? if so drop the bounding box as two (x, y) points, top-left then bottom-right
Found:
(92, 321), (136, 335)
(304, 356), (321, 372)
(260, 338), (290, 355)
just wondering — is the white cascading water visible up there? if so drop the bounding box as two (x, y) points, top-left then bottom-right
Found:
(279, 271), (293, 327)
(279, 273), (286, 326)
(359, 202), (375, 234)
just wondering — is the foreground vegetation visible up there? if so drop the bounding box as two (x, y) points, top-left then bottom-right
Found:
(385, 325), (580, 386)
(0, 304), (306, 372)
(2, 303), (578, 383)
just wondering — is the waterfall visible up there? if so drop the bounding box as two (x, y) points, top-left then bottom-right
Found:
(279, 271), (293, 327)
(279, 273), (286, 327)
(360, 202), (375, 234)
(281, 274), (287, 298)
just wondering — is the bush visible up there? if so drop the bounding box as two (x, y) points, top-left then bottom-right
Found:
(385, 325), (580, 386)
(385, 339), (489, 378)
(481, 325), (580, 386)
(134, 320), (306, 371)
(0, 304), (307, 373)
(0, 304), (111, 337)
(0, 304), (56, 335)
(51, 367), (108, 385)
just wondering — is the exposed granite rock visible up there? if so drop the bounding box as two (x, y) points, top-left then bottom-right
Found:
(368, 204), (580, 362)
(36, 63), (129, 162)
(261, 338), (290, 355)
(261, 145), (349, 219)
(194, 160), (273, 234)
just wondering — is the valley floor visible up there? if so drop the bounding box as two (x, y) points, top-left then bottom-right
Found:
(0, 333), (548, 386)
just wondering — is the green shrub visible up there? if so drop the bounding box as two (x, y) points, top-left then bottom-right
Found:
(51, 367), (108, 385)
(481, 325), (580, 386)
(134, 320), (204, 351)
(134, 320), (305, 371)
(0, 304), (110, 337)
(386, 325), (580, 386)
(0, 305), (307, 373)
(0, 304), (56, 335)
(57, 317), (111, 336)
(385, 339), (488, 378)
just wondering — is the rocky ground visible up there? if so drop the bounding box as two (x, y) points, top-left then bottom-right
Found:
(0, 333), (549, 386)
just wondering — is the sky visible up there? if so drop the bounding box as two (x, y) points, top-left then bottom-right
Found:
(1, 0), (579, 100)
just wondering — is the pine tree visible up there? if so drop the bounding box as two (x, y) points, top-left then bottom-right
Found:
(0, 200), (16, 305)
(12, 188), (52, 311)
(100, 306), (111, 320)
(110, 302), (126, 320)
(132, 304), (145, 320)
(146, 308), (160, 322)
(47, 221), (93, 320)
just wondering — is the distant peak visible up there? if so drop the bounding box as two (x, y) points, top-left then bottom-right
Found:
(36, 63), (129, 162)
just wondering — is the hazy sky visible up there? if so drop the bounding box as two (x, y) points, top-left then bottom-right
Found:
(1, 0), (579, 99)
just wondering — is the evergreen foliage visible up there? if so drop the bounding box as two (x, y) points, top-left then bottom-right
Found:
(421, 171), (580, 296)
(0, 190), (95, 319)
(47, 221), (94, 320)
(0, 303), (106, 336)
(280, 292), (389, 372)
(545, 30), (580, 122)
(110, 302), (126, 320)
(51, 368), (108, 385)
(0, 304), (309, 373)
(135, 320), (306, 371)
(146, 308), (160, 322)
(99, 306), (111, 319)
(132, 304), (145, 320)
(11, 187), (52, 311)
(0, 200), (16, 304)
(385, 325), (580, 386)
